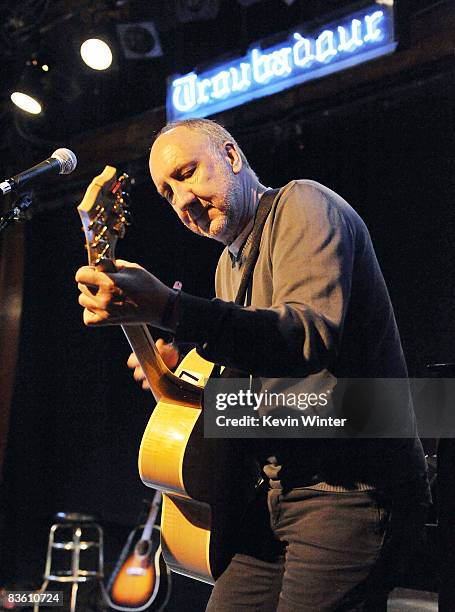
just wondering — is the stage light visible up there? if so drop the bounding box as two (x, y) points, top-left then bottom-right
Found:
(10, 60), (47, 115)
(80, 38), (113, 70)
(116, 22), (163, 59)
(10, 92), (42, 115)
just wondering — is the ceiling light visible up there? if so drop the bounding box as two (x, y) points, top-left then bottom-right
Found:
(80, 38), (113, 71)
(11, 92), (42, 115)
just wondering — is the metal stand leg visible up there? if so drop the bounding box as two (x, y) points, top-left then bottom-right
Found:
(33, 579), (49, 612)
(69, 581), (79, 612)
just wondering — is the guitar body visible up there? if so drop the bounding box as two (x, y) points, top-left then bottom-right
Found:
(139, 349), (253, 584)
(110, 552), (155, 607)
(107, 525), (170, 611)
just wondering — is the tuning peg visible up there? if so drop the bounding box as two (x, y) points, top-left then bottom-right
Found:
(118, 173), (131, 192)
(121, 209), (132, 225)
(88, 219), (105, 232)
(120, 194), (130, 208)
(90, 240), (105, 249)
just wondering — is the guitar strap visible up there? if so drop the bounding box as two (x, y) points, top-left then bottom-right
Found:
(218, 188), (280, 381)
(234, 187), (281, 306)
(225, 188), (281, 484)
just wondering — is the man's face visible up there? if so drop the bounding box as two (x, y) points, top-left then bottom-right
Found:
(150, 126), (244, 244)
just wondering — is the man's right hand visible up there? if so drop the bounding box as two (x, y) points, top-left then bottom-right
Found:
(127, 339), (180, 390)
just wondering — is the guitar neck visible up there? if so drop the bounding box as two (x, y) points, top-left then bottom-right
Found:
(141, 490), (162, 542)
(120, 323), (201, 405)
(76, 166), (201, 407)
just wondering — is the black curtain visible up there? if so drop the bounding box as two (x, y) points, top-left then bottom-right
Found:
(1, 84), (454, 591)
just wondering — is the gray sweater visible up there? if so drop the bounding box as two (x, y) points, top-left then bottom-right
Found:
(175, 180), (428, 490)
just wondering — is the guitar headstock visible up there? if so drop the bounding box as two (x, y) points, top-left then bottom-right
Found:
(78, 165), (131, 266)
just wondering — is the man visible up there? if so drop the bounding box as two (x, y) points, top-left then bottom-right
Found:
(76, 119), (429, 611)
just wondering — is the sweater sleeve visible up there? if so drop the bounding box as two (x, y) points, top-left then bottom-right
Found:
(174, 182), (356, 377)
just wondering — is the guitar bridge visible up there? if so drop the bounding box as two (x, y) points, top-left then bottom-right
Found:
(126, 568), (147, 576)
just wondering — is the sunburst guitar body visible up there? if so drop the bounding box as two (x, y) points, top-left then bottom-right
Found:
(111, 550), (155, 606)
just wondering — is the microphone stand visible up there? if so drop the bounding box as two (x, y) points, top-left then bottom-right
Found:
(0, 192), (34, 235)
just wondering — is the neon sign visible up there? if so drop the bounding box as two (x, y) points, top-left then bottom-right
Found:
(167, 3), (396, 120)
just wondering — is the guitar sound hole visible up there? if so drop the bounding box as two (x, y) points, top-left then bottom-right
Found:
(136, 540), (151, 556)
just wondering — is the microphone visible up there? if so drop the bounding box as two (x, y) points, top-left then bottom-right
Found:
(0, 148), (77, 196)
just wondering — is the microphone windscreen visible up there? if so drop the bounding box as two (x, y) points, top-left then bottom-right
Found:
(51, 148), (77, 175)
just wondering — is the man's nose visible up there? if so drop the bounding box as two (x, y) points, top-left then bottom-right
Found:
(172, 184), (195, 212)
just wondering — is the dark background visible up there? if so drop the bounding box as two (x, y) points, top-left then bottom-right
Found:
(0, 0), (454, 608)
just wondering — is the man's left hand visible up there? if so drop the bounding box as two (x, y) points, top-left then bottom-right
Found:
(75, 259), (175, 329)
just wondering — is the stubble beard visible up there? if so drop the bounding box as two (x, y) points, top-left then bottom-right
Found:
(200, 171), (244, 245)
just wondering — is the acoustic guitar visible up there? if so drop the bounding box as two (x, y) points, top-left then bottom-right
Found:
(104, 491), (171, 611)
(78, 166), (256, 584)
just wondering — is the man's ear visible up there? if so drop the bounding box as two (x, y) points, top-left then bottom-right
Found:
(224, 142), (242, 174)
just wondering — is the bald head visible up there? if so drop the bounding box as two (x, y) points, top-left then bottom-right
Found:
(155, 118), (256, 177)
(149, 124), (251, 244)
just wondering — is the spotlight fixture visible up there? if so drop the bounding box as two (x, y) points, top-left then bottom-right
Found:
(80, 38), (113, 70)
(116, 22), (163, 59)
(10, 62), (46, 115)
(10, 92), (42, 115)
